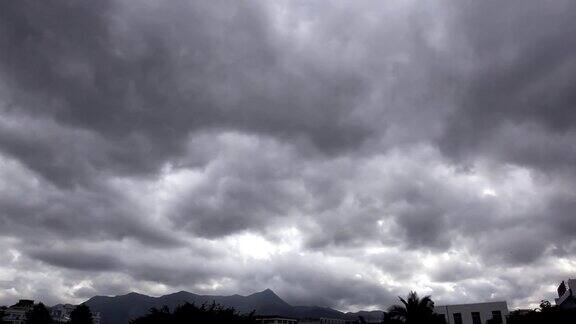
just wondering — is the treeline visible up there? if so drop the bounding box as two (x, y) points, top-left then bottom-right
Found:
(6, 293), (576, 324)
(129, 302), (256, 324)
(508, 301), (576, 324)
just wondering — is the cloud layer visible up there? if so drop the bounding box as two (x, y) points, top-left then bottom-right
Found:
(1, 0), (575, 311)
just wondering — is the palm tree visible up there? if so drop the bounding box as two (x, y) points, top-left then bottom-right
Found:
(387, 291), (443, 324)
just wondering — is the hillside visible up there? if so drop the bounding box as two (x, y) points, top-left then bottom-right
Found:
(84, 289), (364, 324)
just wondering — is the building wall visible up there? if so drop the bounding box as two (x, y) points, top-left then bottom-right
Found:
(49, 304), (101, 324)
(434, 301), (509, 324)
(3, 300), (34, 324)
(300, 318), (348, 324)
(50, 304), (76, 323)
(255, 317), (298, 324)
(555, 279), (576, 309)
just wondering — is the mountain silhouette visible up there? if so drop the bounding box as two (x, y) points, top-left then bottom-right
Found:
(84, 289), (362, 324)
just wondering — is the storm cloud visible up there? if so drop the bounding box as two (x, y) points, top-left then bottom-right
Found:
(0, 0), (575, 312)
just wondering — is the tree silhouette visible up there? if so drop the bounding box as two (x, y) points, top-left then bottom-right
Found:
(25, 303), (52, 324)
(508, 307), (576, 324)
(0, 308), (6, 324)
(130, 302), (256, 324)
(130, 306), (171, 324)
(539, 300), (551, 312)
(70, 304), (93, 324)
(387, 291), (445, 324)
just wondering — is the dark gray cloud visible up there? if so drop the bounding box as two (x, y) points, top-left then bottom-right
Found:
(0, 158), (181, 247)
(440, 0), (576, 172)
(27, 248), (122, 272)
(0, 0), (374, 187)
(1, 0), (576, 312)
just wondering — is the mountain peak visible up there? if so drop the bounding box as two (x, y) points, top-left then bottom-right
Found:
(253, 288), (279, 298)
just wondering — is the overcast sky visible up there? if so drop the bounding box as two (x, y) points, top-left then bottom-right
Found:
(1, 0), (576, 311)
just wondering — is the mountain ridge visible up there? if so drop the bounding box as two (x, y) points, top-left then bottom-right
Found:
(84, 289), (377, 324)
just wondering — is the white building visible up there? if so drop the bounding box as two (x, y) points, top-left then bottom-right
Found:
(93, 311), (101, 324)
(2, 300), (100, 324)
(555, 279), (576, 309)
(3, 300), (34, 324)
(299, 318), (350, 324)
(434, 301), (508, 324)
(51, 304), (76, 323)
(255, 316), (298, 324)
(50, 304), (101, 324)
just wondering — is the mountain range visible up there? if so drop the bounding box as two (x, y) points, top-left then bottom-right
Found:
(84, 289), (384, 324)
